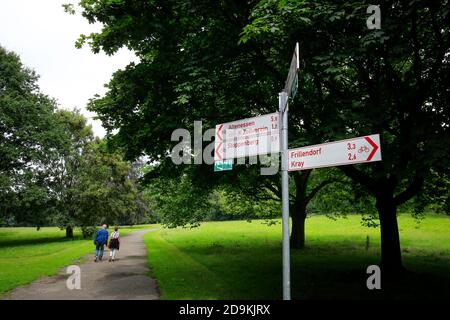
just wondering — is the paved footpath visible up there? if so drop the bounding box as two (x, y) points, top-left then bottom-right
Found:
(3, 229), (160, 300)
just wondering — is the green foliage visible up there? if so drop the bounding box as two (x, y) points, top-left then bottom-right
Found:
(81, 226), (96, 238)
(78, 0), (281, 166)
(73, 0), (449, 262)
(143, 171), (210, 228)
(240, 1), (449, 267)
(208, 187), (279, 221)
(50, 116), (148, 233)
(142, 163), (280, 227)
(0, 46), (150, 230)
(0, 46), (66, 227)
(242, 0), (450, 203)
(414, 169), (450, 215)
(62, 3), (76, 15)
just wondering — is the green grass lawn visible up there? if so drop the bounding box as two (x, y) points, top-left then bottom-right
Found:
(144, 214), (450, 300)
(0, 224), (157, 295)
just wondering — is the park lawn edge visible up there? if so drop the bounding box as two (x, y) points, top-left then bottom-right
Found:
(0, 224), (159, 297)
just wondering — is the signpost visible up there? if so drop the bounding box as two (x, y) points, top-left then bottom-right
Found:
(211, 42), (382, 300)
(279, 42), (299, 300)
(214, 112), (280, 161)
(288, 134), (381, 171)
(279, 91), (290, 300)
(214, 159), (233, 172)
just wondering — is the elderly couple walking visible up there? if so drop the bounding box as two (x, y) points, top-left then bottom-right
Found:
(94, 224), (120, 262)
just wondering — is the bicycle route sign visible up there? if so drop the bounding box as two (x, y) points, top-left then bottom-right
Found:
(214, 112), (280, 161)
(288, 134), (382, 171)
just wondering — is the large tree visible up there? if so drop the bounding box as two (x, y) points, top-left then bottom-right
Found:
(70, 0), (334, 244)
(73, 139), (143, 230)
(0, 46), (143, 231)
(50, 109), (94, 237)
(51, 110), (142, 237)
(71, 1), (449, 273)
(241, 0), (450, 273)
(0, 45), (65, 227)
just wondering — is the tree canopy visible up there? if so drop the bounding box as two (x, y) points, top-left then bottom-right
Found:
(0, 45), (153, 233)
(0, 46), (64, 226)
(69, 0), (449, 272)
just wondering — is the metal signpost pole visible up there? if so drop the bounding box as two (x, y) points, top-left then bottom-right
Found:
(279, 91), (291, 300)
(213, 42), (380, 301)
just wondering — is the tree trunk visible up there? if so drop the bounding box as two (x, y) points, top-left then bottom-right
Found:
(290, 170), (312, 249)
(376, 196), (405, 276)
(291, 206), (306, 249)
(66, 226), (74, 238)
(340, 166), (416, 277)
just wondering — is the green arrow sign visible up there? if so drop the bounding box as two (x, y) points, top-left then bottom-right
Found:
(214, 159), (233, 172)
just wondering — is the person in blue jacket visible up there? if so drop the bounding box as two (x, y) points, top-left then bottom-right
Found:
(94, 224), (108, 262)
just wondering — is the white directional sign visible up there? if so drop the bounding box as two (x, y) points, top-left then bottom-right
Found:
(214, 112), (280, 161)
(288, 134), (381, 171)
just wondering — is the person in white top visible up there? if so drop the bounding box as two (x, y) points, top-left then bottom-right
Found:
(108, 226), (120, 262)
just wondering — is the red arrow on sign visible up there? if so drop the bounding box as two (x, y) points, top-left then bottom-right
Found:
(365, 136), (379, 161)
(215, 142), (223, 160)
(215, 124), (224, 160)
(216, 124), (223, 141)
